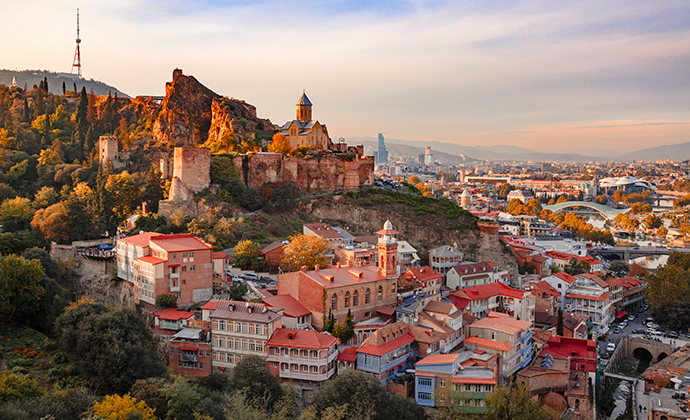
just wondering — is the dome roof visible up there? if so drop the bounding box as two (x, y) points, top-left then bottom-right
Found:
(540, 391), (567, 412)
(383, 219), (393, 230)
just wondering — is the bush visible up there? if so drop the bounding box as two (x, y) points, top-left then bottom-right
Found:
(155, 294), (177, 309)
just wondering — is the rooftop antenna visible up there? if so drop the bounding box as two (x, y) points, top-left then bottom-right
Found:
(71, 8), (82, 78)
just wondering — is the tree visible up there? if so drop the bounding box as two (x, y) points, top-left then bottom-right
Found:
(155, 293), (177, 309)
(0, 255), (45, 321)
(33, 186), (58, 209)
(280, 233), (330, 272)
(267, 133), (292, 155)
(54, 303), (165, 393)
(91, 393), (156, 420)
(595, 194), (608, 205)
(233, 239), (260, 269)
(497, 183), (514, 199)
(482, 383), (546, 420)
(210, 156), (240, 184)
(143, 163), (164, 213)
(0, 197), (34, 231)
(645, 214), (663, 230)
(332, 309), (355, 344)
(556, 308), (564, 336)
(556, 195), (569, 204)
(548, 264), (561, 274)
(609, 260), (630, 277)
(657, 225), (669, 239)
(564, 258), (589, 275)
(105, 170), (137, 221)
(231, 355), (283, 411)
(0, 372), (44, 402)
(629, 261), (650, 279)
(228, 281), (248, 301)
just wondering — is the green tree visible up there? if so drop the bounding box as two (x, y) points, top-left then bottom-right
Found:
(33, 186), (58, 209)
(332, 309), (355, 344)
(609, 260), (630, 277)
(76, 87), (88, 130)
(142, 163), (164, 213)
(0, 197), (34, 231)
(231, 354), (283, 411)
(564, 258), (589, 275)
(233, 239), (261, 269)
(497, 183), (514, 199)
(0, 372), (44, 402)
(483, 383), (546, 420)
(105, 170), (137, 221)
(54, 303), (165, 393)
(0, 254), (45, 321)
(556, 308), (564, 336)
(155, 294), (177, 309)
(210, 156), (240, 184)
(228, 281), (248, 301)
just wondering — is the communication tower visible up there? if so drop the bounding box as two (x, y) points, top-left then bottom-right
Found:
(71, 9), (82, 78)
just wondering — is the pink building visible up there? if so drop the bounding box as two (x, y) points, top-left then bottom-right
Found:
(267, 328), (339, 382)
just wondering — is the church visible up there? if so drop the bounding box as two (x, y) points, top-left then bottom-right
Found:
(280, 91), (332, 151)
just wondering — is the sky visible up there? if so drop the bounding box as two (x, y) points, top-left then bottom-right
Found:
(2, 0), (690, 154)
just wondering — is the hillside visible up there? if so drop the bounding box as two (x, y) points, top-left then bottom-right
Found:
(0, 69), (128, 97)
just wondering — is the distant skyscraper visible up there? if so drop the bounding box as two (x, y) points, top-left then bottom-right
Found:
(377, 133), (388, 164)
(424, 146), (433, 165)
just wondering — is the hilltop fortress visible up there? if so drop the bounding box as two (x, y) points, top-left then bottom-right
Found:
(155, 69), (374, 218)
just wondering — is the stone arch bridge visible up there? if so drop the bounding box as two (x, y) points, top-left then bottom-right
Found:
(603, 336), (675, 389)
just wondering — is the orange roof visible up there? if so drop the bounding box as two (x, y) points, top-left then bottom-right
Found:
(304, 223), (343, 239)
(150, 234), (212, 252)
(450, 282), (524, 301)
(357, 321), (415, 356)
(358, 333), (414, 357)
(452, 377), (497, 385)
(529, 280), (560, 297)
(118, 232), (158, 247)
(566, 293), (610, 302)
(212, 252), (230, 259)
(135, 255), (166, 265)
(154, 308), (195, 321)
(267, 328), (338, 350)
(337, 346), (357, 362)
(289, 265), (386, 290)
(402, 266), (443, 282)
(470, 314), (532, 335)
(201, 301), (218, 310)
(262, 294), (311, 318)
(464, 335), (514, 352)
(424, 300), (455, 315)
(416, 353), (461, 366)
(548, 272), (577, 284)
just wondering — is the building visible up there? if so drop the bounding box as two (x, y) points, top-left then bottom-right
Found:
(259, 241), (285, 268)
(424, 146), (433, 165)
(447, 282), (535, 322)
(356, 321), (417, 385)
(398, 266), (444, 296)
(606, 276), (645, 312)
(540, 272), (578, 308)
(333, 244), (378, 268)
(525, 280), (560, 317)
(506, 190), (534, 204)
(99, 135), (118, 166)
(417, 300), (465, 353)
(116, 232), (214, 307)
(280, 92), (331, 151)
(377, 133), (388, 164)
(545, 251), (604, 274)
(278, 220), (400, 329)
(209, 300), (283, 372)
(564, 275), (612, 334)
(267, 328), (338, 383)
(169, 327), (212, 378)
(429, 245), (464, 276)
(460, 189), (471, 208)
(397, 240), (421, 274)
(464, 312), (534, 381)
(154, 308), (196, 335)
(538, 336), (597, 373)
(261, 294), (312, 329)
(414, 350), (499, 412)
(446, 261), (510, 290)
(599, 176), (657, 193)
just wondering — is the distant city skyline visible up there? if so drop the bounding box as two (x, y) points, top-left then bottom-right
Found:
(2, 0), (689, 154)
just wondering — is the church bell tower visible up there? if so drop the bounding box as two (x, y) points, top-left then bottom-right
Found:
(377, 219), (399, 279)
(296, 90), (312, 122)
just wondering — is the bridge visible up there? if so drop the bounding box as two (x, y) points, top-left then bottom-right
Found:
(589, 246), (690, 260)
(542, 201), (629, 220)
(603, 336), (676, 391)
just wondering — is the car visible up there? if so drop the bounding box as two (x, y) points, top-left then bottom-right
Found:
(666, 331), (679, 338)
(619, 321), (628, 329)
(638, 308), (645, 313)
(601, 351), (611, 359)
(613, 327), (621, 334)
(598, 333), (608, 341)
(633, 329), (645, 334)
(240, 272), (258, 281)
(601, 359), (609, 369)
(607, 343), (616, 352)
(628, 314), (635, 321)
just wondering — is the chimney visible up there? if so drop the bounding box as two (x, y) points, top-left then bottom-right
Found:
(315, 264), (320, 272)
(142, 201), (148, 214)
(248, 306), (252, 313)
(359, 260), (364, 267)
(301, 266), (307, 272)
(229, 304), (234, 311)
(336, 262), (341, 268)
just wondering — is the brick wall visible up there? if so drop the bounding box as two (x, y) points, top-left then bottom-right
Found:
(172, 147), (211, 195)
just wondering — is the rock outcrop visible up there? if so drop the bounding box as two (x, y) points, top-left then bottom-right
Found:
(206, 97), (277, 144)
(153, 69), (220, 146)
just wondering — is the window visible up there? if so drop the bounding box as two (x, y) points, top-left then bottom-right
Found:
(377, 286), (383, 302)
(345, 292), (350, 308)
(418, 377), (432, 387)
(183, 252), (188, 258)
(219, 320), (226, 331)
(256, 325), (263, 335)
(365, 289), (371, 304)
(273, 362), (278, 367)
(353, 290), (359, 306)
(302, 350), (308, 357)
(418, 392), (432, 401)
(205, 351), (210, 357)
(331, 294), (337, 311)
(177, 361), (181, 367)
(190, 265), (195, 271)
(312, 366), (318, 372)
(440, 378), (446, 388)
(199, 363), (203, 369)
(302, 365), (308, 372)
(173, 253), (177, 259)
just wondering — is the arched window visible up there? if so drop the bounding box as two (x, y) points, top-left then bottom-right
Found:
(353, 290), (359, 307)
(345, 292), (350, 308)
(365, 289), (371, 304)
(377, 285), (383, 302)
(331, 294), (337, 311)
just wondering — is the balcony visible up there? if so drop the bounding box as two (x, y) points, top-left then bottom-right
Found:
(181, 354), (197, 362)
(279, 366), (336, 382)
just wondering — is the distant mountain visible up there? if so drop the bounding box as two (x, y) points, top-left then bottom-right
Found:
(0, 69), (129, 97)
(615, 141), (690, 162)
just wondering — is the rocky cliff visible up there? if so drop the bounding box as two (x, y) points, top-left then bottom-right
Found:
(153, 69), (220, 146)
(206, 97), (277, 145)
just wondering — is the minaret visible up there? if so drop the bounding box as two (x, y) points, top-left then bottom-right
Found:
(296, 90), (312, 122)
(377, 219), (399, 279)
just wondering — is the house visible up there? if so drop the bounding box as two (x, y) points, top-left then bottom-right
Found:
(447, 282), (535, 322)
(278, 220), (400, 329)
(398, 266), (444, 296)
(267, 328), (339, 383)
(607, 276), (645, 312)
(116, 232), (213, 307)
(564, 275), (612, 334)
(540, 272), (578, 308)
(417, 300), (465, 353)
(464, 312), (534, 382)
(262, 294), (313, 329)
(303, 223), (343, 263)
(414, 350), (499, 411)
(208, 300), (283, 373)
(337, 346), (357, 372)
(446, 262), (510, 290)
(154, 308), (196, 335)
(169, 327), (212, 378)
(259, 241), (285, 267)
(525, 280), (560, 317)
(429, 245), (463, 276)
(333, 244), (378, 268)
(538, 336), (597, 373)
(397, 241), (421, 274)
(545, 251), (604, 274)
(356, 321), (417, 385)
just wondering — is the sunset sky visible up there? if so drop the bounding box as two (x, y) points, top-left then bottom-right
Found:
(2, 0), (689, 153)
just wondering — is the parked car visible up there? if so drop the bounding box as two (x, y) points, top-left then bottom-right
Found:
(240, 272), (258, 281)
(637, 307), (645, 313)
(601, 351), (611, 359)
(607, 342), (616, 352)
(627, 314), (636, 321)
(598, 333), (608, 341)
(632, 329), (645, 334)
(666, 331), (679, 338)
(619, 321), (628, 329)
(613, 327), (621, 334)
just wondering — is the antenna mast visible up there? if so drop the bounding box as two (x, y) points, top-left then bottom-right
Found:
(71, 8), (82, 78)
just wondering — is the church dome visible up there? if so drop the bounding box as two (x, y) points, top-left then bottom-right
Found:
(540, 391), (567, 412)
(383, 219), (393, 230)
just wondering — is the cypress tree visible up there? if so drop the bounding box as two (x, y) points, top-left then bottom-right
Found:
(44, 76), (48, 93)
(557, 308), (564, 336)
(76, 87), (88, 129)
(22, 99), (30, 123)
(73, 82), (77, 92)
(85, 125), (95, 156)
(42, 108), (50, 146)
(62, 81), (66, 95)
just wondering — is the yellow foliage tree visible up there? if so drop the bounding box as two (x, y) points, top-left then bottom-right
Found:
(66, 296), (95, 311)
(267, 133), (292, 155)
(92, 393), (156, 420)
(281, 233), (330, 272)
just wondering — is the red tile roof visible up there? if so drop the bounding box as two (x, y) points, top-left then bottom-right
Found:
(212, 252), (230, 259)
(337, 346), (357, 362)
(304, 223), (343, 239)
(447, 294), (470, 311)
(291, 265), (386, 290)
(201, 301), (218, 310)
(451, 262), (494, 276)
(357, 333), (414, 357)
(424, 300), (455, 315)
(267, 328), (338, 349)
(150, 234), (212, 252)
(376, 305), (396, 316)
(118, 232), (158, 247)
(528, 280), (560, 298)
(135, 255), (166, 265)
(357, 321), (416, 356)
(210, 300), (283, 323)
(154, 308), (195, 321)
(548, 272), (578, 284)
(539, 336), (597, 372)
(416, 353), (461, 366)
(262, 294), (311, 318)
(470, 314), (532, 335)
(452, 377), (497, 385)
(401, 266), (443, 283)
(450, 281), (524, 301)
(464, 335), (514, 352)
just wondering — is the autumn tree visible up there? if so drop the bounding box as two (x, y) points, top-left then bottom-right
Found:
(91, 393), (156, 420)
(267, 133), (292, 155)
(645, 214), (663, 230)
(657, 225), (668, 239)
(0, 197), (34, 230)
(105, 170), (137, 221)
(497, 183), (514, 199)
(482, 383), (546, 420)
(0, 371), (44, 403)
(281, 233), (330, 272)
(629, 261), (650, 279)
(233, 239), (260, 269)
(595, 194), (608, 205)
(0, 254), (45, 321)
